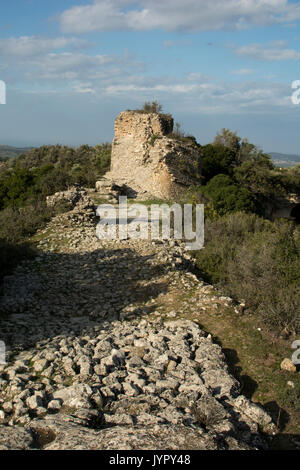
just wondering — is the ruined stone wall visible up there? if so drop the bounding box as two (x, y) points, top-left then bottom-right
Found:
(106, 111), (202, 200)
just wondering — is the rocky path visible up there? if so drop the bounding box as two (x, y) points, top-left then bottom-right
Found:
(0, 198), (275, 450)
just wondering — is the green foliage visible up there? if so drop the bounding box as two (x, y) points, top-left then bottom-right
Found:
(193, 212), (270, 283)
(0, 143), (111, 209)
(203, 174), (257, 215)
(201, 144), (236, 183)
(193, 213), (300, 333)
(281, 164), (300, 194)
(234, 160), (286, 205)
(142, 100), (163, 113)
(0, 168), (36, 209)
(213, 128), (273, 166)
(0, 238), (36, 285)
(214, 128), (241, 155)
(0, 143), (112, 283)
(0, 202), (55, 283)
(149, 134), (162, 146)
(197, 128), (291, 216)
(0, 202), (54, 244)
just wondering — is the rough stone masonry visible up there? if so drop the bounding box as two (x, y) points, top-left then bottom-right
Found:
(105, 110), (202, 200)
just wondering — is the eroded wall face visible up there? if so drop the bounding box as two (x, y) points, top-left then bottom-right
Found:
(108, 111), (201, 199)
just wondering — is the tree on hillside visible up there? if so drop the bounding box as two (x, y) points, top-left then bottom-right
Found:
(234, 160), (286, 205)
(203, 174), (257, 215)
(214, 128), (273, 167)
(201, 144), (236, 183)
(214, 128), (240, 157)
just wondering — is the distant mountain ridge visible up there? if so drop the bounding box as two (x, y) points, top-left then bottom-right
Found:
(0, 145), (33, 160)
(269, 152), (300, 167)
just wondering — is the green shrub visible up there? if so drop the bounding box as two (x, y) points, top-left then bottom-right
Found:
(234, 160), (287, 205)
(149, 134), (162, 146)
(0, 202), (55, 285)
(0, 143), (111, 209)
(201, 144), (236, 183)
(203, 174), (257, 215)
(193, 212), (270, 283)
(142, 100), (163, 113)
(226, 220), (300, 332)
(0, 202), (53, 244)
(0, 239), (36, 285)
(193, 213), (300, 333)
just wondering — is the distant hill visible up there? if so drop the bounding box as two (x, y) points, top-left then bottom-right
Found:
(269, 152), (300, 168)
(0, 145), (33, 160)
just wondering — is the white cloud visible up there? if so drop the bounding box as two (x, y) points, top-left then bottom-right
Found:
(30, 52), (116, 79)
(0, 36), (88, 57)
(59, 0), (298, 34)
(0, 35), (293, 117)
(100, 73), (292, 115)
(73, 83), (96, 94)
(236, 42), (300, 60)
(0, 35), (144, 86)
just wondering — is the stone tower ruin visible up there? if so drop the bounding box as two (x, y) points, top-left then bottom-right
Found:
(104, 110), (202, 200)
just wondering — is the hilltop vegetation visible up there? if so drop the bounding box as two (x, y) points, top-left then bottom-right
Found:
(0, 143), (111, 210)
(0, 143), (111, 280)
(180, 128), (300, 335)
(0, 145), (33, 161)
(188, 128), (299, 217)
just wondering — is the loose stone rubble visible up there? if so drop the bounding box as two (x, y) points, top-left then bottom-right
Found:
(0, 194), (275, 450)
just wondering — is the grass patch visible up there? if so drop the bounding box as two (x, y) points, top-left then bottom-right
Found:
(192, 304), (300, 442)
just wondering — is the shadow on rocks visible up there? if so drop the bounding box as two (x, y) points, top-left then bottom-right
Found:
(222, 348), (258, 399)
(0, 246), (170, 352)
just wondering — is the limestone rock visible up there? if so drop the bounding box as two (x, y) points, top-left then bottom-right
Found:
(0, 425), (33, 450)
(106, 110), (202, 200)
(281, 358), (297, 373)
(27, 416), (255, 450)
(52, 384), (93, 409)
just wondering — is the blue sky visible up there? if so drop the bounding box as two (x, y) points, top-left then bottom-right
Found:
(0, 0), (300, 153)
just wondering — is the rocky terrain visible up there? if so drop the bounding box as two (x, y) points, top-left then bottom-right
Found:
(0, 190), (276, 450)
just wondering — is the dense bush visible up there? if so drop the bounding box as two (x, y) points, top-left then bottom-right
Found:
(0, 202), (54, 244)
(282, 164), (300, 194)
(141, 100), (163, 113)
(201, 144), (236, 183)
(0, 143), (111, 209)
(0, 143), (111, 283)
(234, 160), (287, 204)
(186, 128), (300, 218)
(190, 174), (257, 216)
(193, 212), (300, 333)
(0, 201), (55, 283)
(0, 239), (37, 284)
